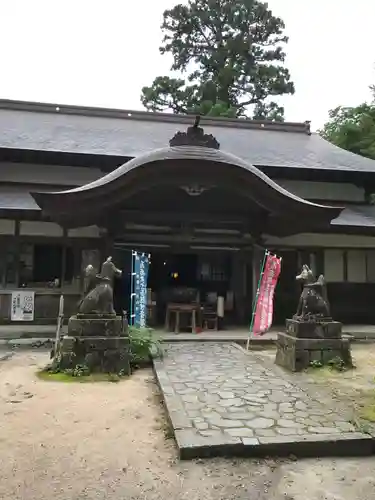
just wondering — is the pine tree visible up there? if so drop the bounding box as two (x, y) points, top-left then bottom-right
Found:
(141, 0), (295, 120)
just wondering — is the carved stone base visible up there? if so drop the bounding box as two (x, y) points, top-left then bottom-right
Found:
(286, 318), (342, 339)
(53, 313), (130, 375)
(68, 314), (122, 337)
(275, 332), (352, 372)
(57, 335), (131, 375)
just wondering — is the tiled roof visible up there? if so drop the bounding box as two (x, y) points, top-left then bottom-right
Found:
(0, 187), (41, 211)
(331, 205), (375, 228)
(1, 99), (375, 172)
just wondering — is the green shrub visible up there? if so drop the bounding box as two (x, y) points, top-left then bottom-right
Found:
(327, 356), (347, 372)
(72, 364), (91, 377)
(309, 360), (323, 369)
(128, 327), (163, 365)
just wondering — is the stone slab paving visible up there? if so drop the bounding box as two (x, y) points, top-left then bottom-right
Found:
(153, 342), (373, 459)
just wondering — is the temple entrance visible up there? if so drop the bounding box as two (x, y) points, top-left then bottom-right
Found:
(148, 252), (198, 326)
(147, 251), (233, 329)
(113, 246), (239, 330)
(32, 120), (342, 331)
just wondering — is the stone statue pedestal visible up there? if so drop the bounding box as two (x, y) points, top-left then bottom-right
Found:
(68, 313), (123, 337)
(275, 318), (352, 372)
(285, 318), (342, 339)
(57, 313), (131, 375)
(50, 256), (132, 376)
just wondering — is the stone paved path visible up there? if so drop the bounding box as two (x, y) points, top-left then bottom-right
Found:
(154, 342), (373, 459)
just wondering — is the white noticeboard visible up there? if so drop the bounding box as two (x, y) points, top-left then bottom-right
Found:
(11, 291), (35, 321)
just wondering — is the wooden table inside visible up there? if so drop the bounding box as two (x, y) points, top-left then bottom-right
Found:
(165, 303), (201, 334)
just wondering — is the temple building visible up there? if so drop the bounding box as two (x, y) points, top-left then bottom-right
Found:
(1, 99), (375, 326)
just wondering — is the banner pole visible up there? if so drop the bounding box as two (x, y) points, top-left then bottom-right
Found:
(246, 249), (268, 351)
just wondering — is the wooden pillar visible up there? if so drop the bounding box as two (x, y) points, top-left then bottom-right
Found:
(14, 220), (20, 287)
(242, 249), (253, 324)
(101, 226), (115, 261)
(60, 228), (68, 288)
(231, 250), (249, 324)
(230, 252), (239, 322)
(0, 244), (6, 288)
(74, 245), (83, 293)
(252, 245), (264, 299)
(104, 236), (113, 259)
(310, 252), (317, 276)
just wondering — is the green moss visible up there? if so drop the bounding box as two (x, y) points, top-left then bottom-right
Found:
(306, 366), (336, 377)
(348, 416), (373, 434)
(36, 370), (123, 383)
(359, 395), (375, 422)
(306, 358), (355, 376)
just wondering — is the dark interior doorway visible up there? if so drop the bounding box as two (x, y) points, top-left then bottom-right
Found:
(112, 247), (233, 327)
(112, 248), (133, 317)
(148, 253), (198, 290)
(148, 252), (199, 325)
(273, 249), (300, 324)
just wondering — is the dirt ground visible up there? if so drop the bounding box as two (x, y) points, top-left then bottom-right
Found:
(0, 349), (375, 500)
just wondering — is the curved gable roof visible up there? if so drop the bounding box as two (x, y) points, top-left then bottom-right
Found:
(50, 145), (339, 209)
(31, 145), (343, 235)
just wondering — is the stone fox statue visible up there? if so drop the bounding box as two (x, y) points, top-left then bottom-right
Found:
(78, 257), (122, 315)
(294, 264), (330, 320)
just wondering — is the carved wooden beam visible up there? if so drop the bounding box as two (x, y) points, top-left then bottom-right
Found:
(118, 209), (248, 226)
(114, 231), (253, 246)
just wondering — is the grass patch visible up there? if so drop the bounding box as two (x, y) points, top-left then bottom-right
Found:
(306, 365), (334, 377)
(306, 366), (355, 378)
(348, 416), (373, 434)
(307, 356), (355, 374)
(36, 370), (123, 383)
(359, 393), (375, 423)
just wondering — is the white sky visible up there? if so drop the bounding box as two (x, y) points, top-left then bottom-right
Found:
(1, 0), (374, 130)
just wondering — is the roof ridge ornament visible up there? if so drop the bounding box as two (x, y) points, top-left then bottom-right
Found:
(169, 115), (220, 149)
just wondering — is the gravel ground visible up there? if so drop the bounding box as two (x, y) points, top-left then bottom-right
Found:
(0, 351), (374, 500)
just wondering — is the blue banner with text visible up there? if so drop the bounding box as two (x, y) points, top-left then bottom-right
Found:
(133, 252), (149, 328)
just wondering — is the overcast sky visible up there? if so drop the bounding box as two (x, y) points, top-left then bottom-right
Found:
(1, 0), (374, 129)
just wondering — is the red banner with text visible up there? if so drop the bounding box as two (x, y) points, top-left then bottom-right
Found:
(253, 254), (282, 335)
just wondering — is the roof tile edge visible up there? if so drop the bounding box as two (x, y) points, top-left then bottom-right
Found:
(0, 99), (311, 134)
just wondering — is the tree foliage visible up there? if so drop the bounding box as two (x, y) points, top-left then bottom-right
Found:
(141, 0), (295, 120)
(320, 86), (375, 160)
